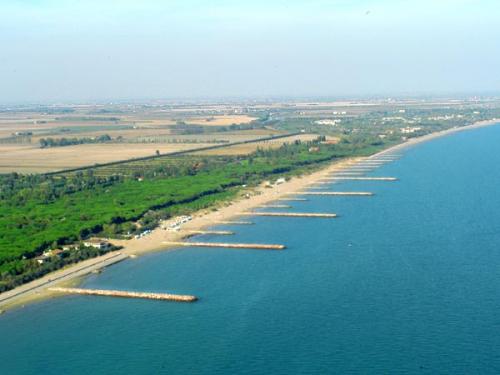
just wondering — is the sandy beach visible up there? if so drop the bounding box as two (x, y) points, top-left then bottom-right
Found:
(0, 118), (498, 312)
(116, 120), (500, 256)
(111, 158), (361, 254)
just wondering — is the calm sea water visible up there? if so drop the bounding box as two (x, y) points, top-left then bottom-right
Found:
(1, 125), (500, 374)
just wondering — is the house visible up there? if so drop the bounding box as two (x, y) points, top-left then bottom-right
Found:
(400, 126), (422, 134)
(35, 249), (65, 264)
(83, 239), (112, 250)
(42, 249), (64, 257)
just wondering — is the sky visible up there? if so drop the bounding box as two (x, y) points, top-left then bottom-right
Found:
(1, 0), (499, 103)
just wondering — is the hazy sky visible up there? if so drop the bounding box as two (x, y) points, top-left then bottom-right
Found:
(1, 0), (499, 103)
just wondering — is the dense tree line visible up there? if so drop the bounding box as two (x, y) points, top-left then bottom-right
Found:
(0, 171), (123, 204)
(39, 134), (112, 148)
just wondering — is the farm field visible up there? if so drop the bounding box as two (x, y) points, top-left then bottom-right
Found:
(0, 113), (257, 140)
(195, 134), (337, 155)
(25, 128), (273, 145)
(2, 98), (497, 174)
(0, 128), (285, 173)
(128, 114), (256, 126)
(118, 128), (281, 144)
(0, 107), (271, 173)
(0, 143), (215, 173)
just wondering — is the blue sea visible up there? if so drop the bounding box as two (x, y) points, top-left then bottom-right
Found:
(1, 125), (500, 374)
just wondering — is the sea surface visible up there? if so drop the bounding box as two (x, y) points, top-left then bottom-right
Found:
(1, 125), (500, 374)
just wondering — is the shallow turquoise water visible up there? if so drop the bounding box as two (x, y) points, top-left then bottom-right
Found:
(1, 125), (500, 374)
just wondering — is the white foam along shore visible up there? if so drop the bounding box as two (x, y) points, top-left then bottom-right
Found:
(1, 119), (498, 312)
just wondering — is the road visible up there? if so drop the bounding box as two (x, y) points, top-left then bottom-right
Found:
(0, 251), (128, 309)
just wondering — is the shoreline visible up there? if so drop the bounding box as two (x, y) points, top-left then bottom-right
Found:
(1, 118), (498, 313)
(371, 118), (499, 158)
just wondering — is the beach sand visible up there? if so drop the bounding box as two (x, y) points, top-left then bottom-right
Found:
(111, 158), (360, 255)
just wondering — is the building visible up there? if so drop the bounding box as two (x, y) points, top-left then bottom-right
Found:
(400, 126), (422, 134)
(36, 249), (65, 264)
(62, 244), (78, 251)
(314, 119), (341, 126)
(83, 239), (112, 250)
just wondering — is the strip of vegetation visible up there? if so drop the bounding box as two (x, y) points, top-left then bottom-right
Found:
(0, 135), (32, 144)
(39, 134), (112, 148)
(131, 136), (229, 144)
(169, 119), (266, 135)
(54, 116), (120, 122)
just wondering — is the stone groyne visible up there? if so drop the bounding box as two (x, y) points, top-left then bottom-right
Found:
(49, 287), (197, 302)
